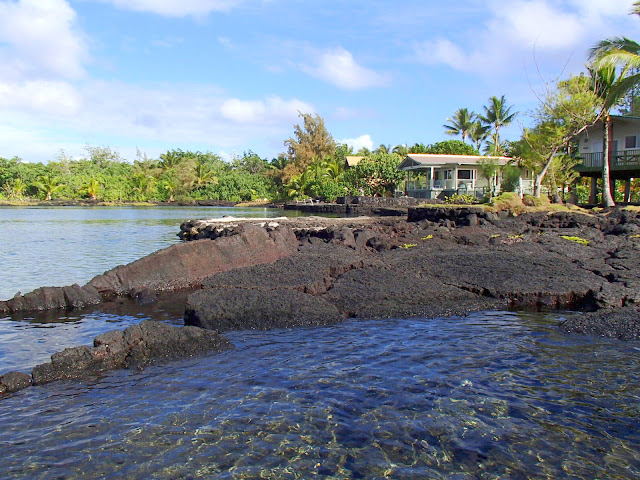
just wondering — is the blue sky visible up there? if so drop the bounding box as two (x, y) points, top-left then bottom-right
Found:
(0, 0), (638, 163)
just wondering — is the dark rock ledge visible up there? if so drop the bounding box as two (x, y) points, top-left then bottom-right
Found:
(2, 208), (640, 398)
(0, 320), (231, 396)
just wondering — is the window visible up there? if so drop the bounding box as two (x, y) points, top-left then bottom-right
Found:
(458, 169), (473, 180)
(443, 170), (452, 180)
(625, 135), (637, 149)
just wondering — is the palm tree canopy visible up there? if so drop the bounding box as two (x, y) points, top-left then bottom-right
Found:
(589, 37), (640, 71)
(443, 108), (476, 141)
(589, 39), (640, 111)
(478, 96), (517, 131)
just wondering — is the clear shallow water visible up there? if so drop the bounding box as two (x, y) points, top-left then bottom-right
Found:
(1, 311), (639, 479)
(0, 206), (296, 301)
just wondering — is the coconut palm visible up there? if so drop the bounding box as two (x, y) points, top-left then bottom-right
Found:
(443, 108), (476, 143)
(375, 144), (391, 154)
(32, 175), (65, 201)
(193, 161), (217, 188)
(392, 144), (408, 157)
(321, 157), (344, 180)
(589, 36), (640, 206)
(468, 121), (491, 150)
(81, 178), (101, 200)
(478, 96), (517, 153)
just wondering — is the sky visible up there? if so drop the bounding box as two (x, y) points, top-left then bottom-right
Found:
(1, 0), (639, 163)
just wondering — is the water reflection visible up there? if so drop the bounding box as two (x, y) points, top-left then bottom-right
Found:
(0, 311), (638, 479)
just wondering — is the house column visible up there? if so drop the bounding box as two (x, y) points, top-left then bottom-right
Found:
(624, 179), (632, 203)
(453, 166), (458, 191)
(589, 177), (598, 204)
(430, 167), (434, 190)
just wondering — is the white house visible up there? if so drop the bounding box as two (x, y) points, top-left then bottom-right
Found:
(574, 115), (640, 202)
(398, 154), (533, 199)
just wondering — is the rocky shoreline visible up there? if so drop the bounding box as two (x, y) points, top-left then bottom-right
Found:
(2, 206), (639, 396)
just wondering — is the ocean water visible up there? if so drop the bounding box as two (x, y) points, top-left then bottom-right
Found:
(0, 206), (297, 301)
(0, 311), (639, 479)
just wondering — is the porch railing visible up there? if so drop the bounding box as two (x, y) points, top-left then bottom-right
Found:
(575, 150), (640, 172)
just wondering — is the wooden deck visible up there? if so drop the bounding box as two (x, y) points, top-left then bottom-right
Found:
(576, 150), (640, 178)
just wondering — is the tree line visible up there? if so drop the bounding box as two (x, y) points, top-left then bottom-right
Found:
(443, 2), (640, 205)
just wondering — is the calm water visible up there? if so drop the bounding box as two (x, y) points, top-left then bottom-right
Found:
(0, 312), (639, 479)
(0, 206), (296, 301)
(0, 207), (639, 478)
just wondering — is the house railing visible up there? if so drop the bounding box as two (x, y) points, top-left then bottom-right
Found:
(576, 150), (640, 172)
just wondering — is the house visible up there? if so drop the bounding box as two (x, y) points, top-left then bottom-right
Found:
(574, 115), (640, 203)
(398, 154), (533, 199)
(344, 155), (364, 169)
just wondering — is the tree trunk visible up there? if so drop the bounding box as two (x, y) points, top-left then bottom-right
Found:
(533, 146), (561, 197)
(601, 115), (616, 207)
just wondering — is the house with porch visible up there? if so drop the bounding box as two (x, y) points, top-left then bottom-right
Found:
(574, 115), (640, 203)
(398, 154), (533, 200)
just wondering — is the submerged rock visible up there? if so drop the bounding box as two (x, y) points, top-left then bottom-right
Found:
(0, 372), (32, 395)
(559, 306), (640, 340)
(30, 320), (232, 386)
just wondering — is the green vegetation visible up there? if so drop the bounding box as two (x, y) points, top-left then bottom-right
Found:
(561, 236), (590, 246)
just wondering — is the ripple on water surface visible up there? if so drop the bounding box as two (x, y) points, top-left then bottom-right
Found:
(0, 311), (639, 479)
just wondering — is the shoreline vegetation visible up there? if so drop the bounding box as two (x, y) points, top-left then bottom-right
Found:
(1, 201), (639, 397)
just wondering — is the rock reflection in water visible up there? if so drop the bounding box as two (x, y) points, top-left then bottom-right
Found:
(0, 311), (639, 479)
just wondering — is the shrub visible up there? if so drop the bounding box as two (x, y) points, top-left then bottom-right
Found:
(445, 193), (478, 205)
(523, 194), (551, 207)
(490, 192), (524, 212)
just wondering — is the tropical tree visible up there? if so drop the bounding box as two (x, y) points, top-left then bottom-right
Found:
(321, 156), (344, 180)
(589, 30), (640, 205)
(80, 178), (101, 200)
(468, 121), (491, 151)
(193, 160), (217, 188)
(343, 153), (404, 197)
(478, 95), (517, 155)
(374, 144), (391, 154)
(516, 75), (599, 198)
(392, 144), (408, 157)
(283, 112), (336, 181)
(443, 108), (476, 143)
(425, 140), (480, 156)
(32, 175), (65, 201)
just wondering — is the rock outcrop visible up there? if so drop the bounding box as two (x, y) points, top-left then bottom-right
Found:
(0, 224), (298, 313)
(29, 320), (232, 386)
(185, 209), (640, 339)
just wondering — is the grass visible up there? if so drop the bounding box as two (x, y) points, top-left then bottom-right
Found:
(400, 243), (418, 249)
(421, 235), (434, 240)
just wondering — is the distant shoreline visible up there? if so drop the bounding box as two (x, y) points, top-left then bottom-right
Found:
(0, 199), (279, 208)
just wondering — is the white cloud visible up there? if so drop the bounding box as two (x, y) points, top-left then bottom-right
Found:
(340, 134), (373, 152)
(490, 1), (583, 50)
(0, 0), (88, 81)
(99, 0), (241, 17)
(303, 47), (389, 90)
(220, 96), (313, 124)
(0, 80), (81, 116)
(414, 0), (634, 76)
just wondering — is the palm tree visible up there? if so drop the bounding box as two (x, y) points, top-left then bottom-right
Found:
(443, 108), (476, 143)
(392, 144), (408, 157)
(375, 144), (391, 154)
(193, 161), (217, 188)
(321, 157), (343, 180)
(468, 121), (491, 150)
(158, 150), (184, 172)
(478, 96), (517, 154)
(81, 178), (101, 200)
(32, 175), (65, 201)
(589, 38), (640, 206)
